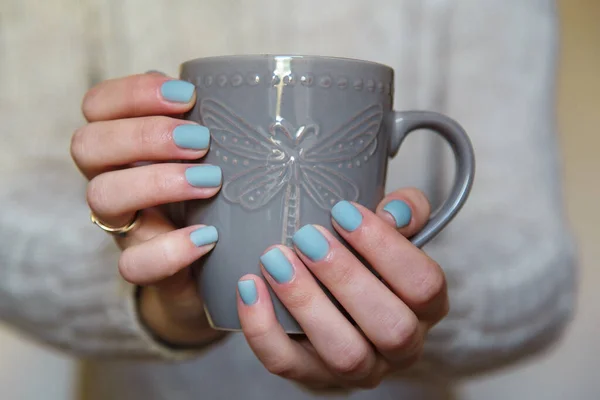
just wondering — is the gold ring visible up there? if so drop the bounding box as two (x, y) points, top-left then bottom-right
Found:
(90, 210), (141, 237)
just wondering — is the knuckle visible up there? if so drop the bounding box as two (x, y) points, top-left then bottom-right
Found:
(149, 166), (176, 194)
(359, 224), (390, 256)
(379, 313), (420, 354)
(156, 237), (182, 277)
(330, 342), (371, 378)
(130, 74), (152, 114)
(243, 321), (271, 343)
(283, 289), (314, 311)
(86, 176), (110, 215)
(326, 261), (357, 288)
(70, 126), (87, 164)
(411, 259), (446, 307)
(117, 250), (138, 283)
(264, 356), (297, 379)
(135, 117), (171, 152)
(81, 84), (102, 120)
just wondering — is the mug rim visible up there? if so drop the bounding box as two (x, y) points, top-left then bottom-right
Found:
(180, 54), (393, 71)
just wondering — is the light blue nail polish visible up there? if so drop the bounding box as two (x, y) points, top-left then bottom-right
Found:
(238, 280), (258, 305)
(173, 125), (210, 150)
(185, 165), (222, 187)
(160, 80), (195, 103)
(292, 225), (329, 261)
(260, 248), (294, 284)
(331, 201), (363, 232)
(190, 226), (218, 247)
(383, 200), (412, 228)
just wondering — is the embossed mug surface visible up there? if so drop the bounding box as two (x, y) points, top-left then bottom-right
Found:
(178, 55), (475, 333)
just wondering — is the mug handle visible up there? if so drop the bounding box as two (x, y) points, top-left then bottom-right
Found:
(389, 111), (476, 248)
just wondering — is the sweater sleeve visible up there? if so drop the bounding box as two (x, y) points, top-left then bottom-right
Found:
(0, 159), (203, 360)
(417, 0), (577, 375)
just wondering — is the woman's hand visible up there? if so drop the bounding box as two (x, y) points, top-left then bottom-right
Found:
(237, 190), (448, 390)
(71, 73), (224, 346)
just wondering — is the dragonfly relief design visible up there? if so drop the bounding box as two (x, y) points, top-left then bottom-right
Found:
(200, 98), (383, 246)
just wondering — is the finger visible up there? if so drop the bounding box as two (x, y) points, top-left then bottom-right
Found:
(82, 73), (196, 122)
(71, 117), (210, 179)
(376, 188), (431, 238)
(123, 212), (219, 346)
(331, 201), (449, 324)
(258, 245), (378, 382)
(86, 163), (222, 227)
(289, 225), (424, 362)
(119, 224), (218, 286)
(115, 208), (202, 302)
(237, 275), (338, 387)
(123, 210), (210, 321)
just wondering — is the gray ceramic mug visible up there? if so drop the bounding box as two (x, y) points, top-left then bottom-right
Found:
(177, 55), (475, 333)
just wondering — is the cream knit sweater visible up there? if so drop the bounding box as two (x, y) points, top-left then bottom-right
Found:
(0, 0), (577, 398)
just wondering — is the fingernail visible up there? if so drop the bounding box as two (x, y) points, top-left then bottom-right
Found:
(238, 280), (258, 305)
(145, 70), (166, 76)
(260, 248), (294, 284)
(160, 80), (195, 103)
(292, 225), (329, 262)
(383, 200), (412, 228)
(190, 226), (218, 247)
(185, 165), (222, 187)
(331, 201), (362, 232)
(173, 125), (210, 150)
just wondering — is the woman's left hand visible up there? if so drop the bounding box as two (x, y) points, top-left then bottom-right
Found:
(236, 188), (449, 391)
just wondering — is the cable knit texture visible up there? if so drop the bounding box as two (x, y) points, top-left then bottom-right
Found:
(0, 0), (577, 398)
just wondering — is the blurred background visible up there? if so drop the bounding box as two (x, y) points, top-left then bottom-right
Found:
(0, 0), (598, 399)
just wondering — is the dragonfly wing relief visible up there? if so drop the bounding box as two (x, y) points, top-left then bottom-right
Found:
(299, 104), (383, 209)
(222, 164), (290, 210)
(200, 98), (274, 161)
(303, 104), (383, 163)
(299, 164), (360, 210)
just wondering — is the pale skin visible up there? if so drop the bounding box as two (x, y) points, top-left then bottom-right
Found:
(71, 72), (449, 391)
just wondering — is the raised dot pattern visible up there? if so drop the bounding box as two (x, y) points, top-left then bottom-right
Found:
(186, 72), (390, 93)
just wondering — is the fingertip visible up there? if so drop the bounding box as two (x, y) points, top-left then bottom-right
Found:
(145, 70), (167, 76)
(189, 225), (219, 248)
(381, 200), (413, 229)
(261, 244), (297, 262)
(82, 73), (197, 122)
(292, 224), (331, 262)
(377, 188), (431, 236)
(238, 275), (259, 306)
(331, 200), (363, 232)
(160, 79), (197, 105)
(184, 164), (223, 189)
(81, 81), (105, 121)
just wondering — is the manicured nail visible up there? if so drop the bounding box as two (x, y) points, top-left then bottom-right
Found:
(238, 280), (258, 305)
(173, 125), (210, 150)
(185, 165), (222, 187)
(383, 200), (412, 228)
(160, 80), (195, 103)
(260, 248), (294, 284)
(190, 226), (218, 247)
(331, 201), (362, 232)
(145, 70), (166, 76)
(292, 225), (329, 262)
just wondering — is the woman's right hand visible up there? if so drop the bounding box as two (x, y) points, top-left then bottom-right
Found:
(70, 72), (224, 347)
